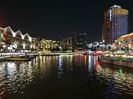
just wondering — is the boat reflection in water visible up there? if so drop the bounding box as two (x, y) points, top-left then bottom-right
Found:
(96, 58), (133, 96)
(0, 55), (133, 99)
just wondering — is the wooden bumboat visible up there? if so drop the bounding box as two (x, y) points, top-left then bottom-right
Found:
(98, 56), (133, 68)
(5, 55), (34, 61)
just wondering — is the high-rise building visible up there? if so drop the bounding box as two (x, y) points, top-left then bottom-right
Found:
(102, 5), (128, 44)
(59, 32), (87, 52)
(71, 32), (87, 52)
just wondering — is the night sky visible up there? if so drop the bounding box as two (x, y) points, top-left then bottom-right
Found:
(0, 0), (133, 42)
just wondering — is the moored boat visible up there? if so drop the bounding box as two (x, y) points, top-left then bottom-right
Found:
(98, 56), (133, 68)
(5, 55), (34, 61)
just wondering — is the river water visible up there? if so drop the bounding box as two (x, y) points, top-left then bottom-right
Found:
(0, 55), (133, 99)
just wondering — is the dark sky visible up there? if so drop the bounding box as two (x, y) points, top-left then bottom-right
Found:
(0, 0), (132, 42)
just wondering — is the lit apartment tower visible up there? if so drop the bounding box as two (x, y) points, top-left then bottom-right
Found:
(102, 5), (128, 44)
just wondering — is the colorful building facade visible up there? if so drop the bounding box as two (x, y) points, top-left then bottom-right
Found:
(114, 32), (133, 50)
(102, 5), (128, 44)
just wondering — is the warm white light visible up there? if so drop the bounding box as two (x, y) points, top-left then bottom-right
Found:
(8, 46), (13, 50)
(29, 37), (32, 42)
(3, 45), (6, 48)
(30, 45), (32, 48)
(12, 32), (16, 37)
(13, 44), (17, 48)
(22, 35), (24, 39)
(23, 43), (26, 49)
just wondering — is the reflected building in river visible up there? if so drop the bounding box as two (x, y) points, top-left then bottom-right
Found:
(0, 55), (133, 99)
(96, 61), (133, 96)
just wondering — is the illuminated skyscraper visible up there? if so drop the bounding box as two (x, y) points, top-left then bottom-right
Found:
(102, 5), (128, 44)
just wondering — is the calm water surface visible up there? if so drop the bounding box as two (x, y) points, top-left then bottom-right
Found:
(0, 55), (133, 99)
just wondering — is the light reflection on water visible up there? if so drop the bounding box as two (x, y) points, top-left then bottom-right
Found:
(0, 61), (36, 96)
(0, 55), (133, 99)
(0, 57), (54, 98)
(93, 56), (133, 96)
(88, 55), (94, 73)
(58, 55), (63, 79)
